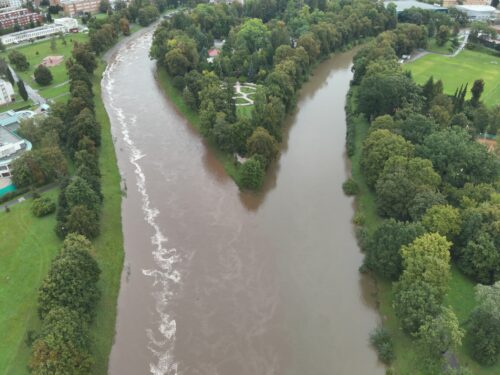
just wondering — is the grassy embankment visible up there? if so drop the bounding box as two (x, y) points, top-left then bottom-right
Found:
(0, 41), (124, 375)
(156, 68), (243, 183)
(406, 49), (500, 107)
(348, 88), (500, 374)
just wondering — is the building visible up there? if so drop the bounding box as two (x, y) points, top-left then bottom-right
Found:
(442, 0), (489, 8)
(0, 79), (14, 105)
(0, 110), (33, 178)
(455, 4), (497, 20)
(384, 0), (448, 13)
(0, 8), (42, 29)
(0, 0), (23, 12)
(1, 23), (65, 45)
(53, 16), (78, 32)
(53, 0), (100, 16)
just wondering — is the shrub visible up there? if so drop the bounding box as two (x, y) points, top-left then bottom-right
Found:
(34, 64), (53, 86)
(172, 75), (185, 91)
(342, 178), (359, 196)
(370, 327), (395, 364)
(31, 197), (56, 217)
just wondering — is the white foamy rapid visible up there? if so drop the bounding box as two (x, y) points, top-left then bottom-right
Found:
(104, 33), (180, 375)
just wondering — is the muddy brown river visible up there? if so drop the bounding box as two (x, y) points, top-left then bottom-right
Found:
(104, 29), (384, 375)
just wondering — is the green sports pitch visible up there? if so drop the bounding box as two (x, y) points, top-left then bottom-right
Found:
(406, 49), (500, 108)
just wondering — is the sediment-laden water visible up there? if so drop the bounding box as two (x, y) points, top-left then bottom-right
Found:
(104, 29), (384, 375)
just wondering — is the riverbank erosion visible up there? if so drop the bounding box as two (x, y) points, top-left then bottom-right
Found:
(105, 28), (384, 375)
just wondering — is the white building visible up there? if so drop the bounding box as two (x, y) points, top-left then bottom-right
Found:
(0, 0), (23, 12)
(455, 5), (497, 20)
(0, 23), (66, 45)
(0, 110), (34, 178)
(0, 80), (14, 106)
(53, 17), (79, 32)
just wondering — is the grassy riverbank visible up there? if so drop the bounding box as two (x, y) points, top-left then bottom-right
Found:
(88, 60), (125, 374)
(0, 59), (124, 375)
(347, 88), (500, 375)
(156, 68), (242, 184)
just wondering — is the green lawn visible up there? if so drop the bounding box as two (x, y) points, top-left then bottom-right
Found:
(406, 49), (500, 107)
(0, 34), (88, 101)
(0, 189), (60, 375)
(426, 37), (455, 55)
(0, 94), (34, 111)
(347, 88), (499, 374)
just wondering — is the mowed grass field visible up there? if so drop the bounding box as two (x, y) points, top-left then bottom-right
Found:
(407, 49), (500, 107)
(0, 33), (88, 103)
(0, 189), (60, 374)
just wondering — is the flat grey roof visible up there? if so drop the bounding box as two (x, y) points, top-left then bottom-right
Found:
(384, 0), (447, 12)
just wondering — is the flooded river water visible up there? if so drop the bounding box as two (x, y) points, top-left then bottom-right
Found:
(104, 29), (384, 375)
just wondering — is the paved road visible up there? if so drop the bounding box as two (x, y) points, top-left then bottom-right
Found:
(8, 65), (47, 105)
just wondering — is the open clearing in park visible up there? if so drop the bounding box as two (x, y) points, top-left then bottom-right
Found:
(406, 49), (500, 107)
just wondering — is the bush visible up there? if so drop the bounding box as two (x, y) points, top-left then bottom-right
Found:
(370, 327), (395, 364)
(172, 75), (185, 91)
(240, 157), (264, 191)
(34, 64), (53, 86)
(31, 197), (56, 217)
(342, 178), (359, 196)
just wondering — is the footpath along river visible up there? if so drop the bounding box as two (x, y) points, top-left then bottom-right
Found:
(104, 29), (385, 375)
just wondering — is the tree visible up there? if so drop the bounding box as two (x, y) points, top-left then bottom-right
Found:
(99, 0), (110, 13)
(0, 39), (5, 52)
(240, 157), (265, 190)
(409, 190), (447, 221)
(357, 72), (421, 118)
(29, 307), (93, 375)
(361, 129), (415, 189)
(8, 50), (29, 71)
(72, 43), (97, 74)
(65, 176), (100, 212)
(399, 113), (438, 145)
(394, 233), (452, 333)
(34, 64), (53, 86)
(471, 79), (485, 107)
(50, 37), (57, 52)
(11, 147), (68, 188)
(417, 307), (463, 363)
(365, 219), (426, 280)
(63, 204), (100, 239)
(165, 49), (190, 76)
(119, 17), (130, 36)
(418, 127), (500, 187)
(38, 239), (100, 320)
(17, 79), (28, 101)
(67, 108), (101, 153)
(436, 25), (450, 46)
(137, 5), (159, 27)
(468, 282), (500, 365)
(246, 127), (279, 168)
(422, 204), (462, 240)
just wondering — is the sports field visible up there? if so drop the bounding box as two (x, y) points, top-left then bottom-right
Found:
(407, 49), (500, 107)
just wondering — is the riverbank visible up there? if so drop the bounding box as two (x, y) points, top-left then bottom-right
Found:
(155, 68), (242, 184)
(88, 59), (125, 374)
(347, 87), (500, 374)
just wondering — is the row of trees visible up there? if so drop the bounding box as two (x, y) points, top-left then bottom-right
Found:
(151, 0), (396, 189)
(351, 29), (500, 371)
(29, 234), (101, 374)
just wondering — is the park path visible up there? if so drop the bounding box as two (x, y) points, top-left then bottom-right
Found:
(408, 29), (470, 63)
(233, 81), (256, 106)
